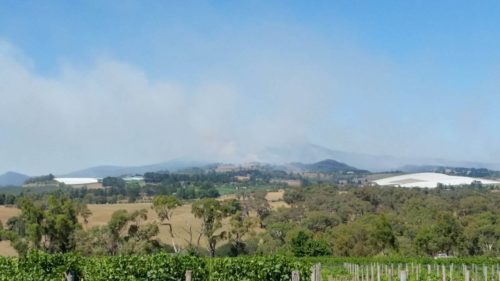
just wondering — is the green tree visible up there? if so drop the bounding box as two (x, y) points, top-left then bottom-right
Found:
(152, 195), (182, 252)
(463, 212), (499, 255)
(415, 227), (438, 256)
(432, 213), (464, 255)
(75, 208), (165, 256)
(250, 190), (271, 228)
(290, 230), (331, 257)
(283, 188), (305, 205)
(303, 211), (340, 233)
(2, 196), (82, 255)
(228, 211), (258, 256)
(415, 213), (464, 256)
(75, 202), (92, 225)
(102, 177), (126, 189)
(192, 198), (237, 257)
(367, 215), (397, 255)
(43, 196), (81, 253)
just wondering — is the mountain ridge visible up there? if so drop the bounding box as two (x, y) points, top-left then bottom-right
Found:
(259, 143), (500, 172)
(14, 143), (500, 178)
(0, 171), (30, 186)
(288, 159), (368, 173)
(62, 160), (211, 178)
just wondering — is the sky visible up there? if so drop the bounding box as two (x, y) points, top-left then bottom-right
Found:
(1, 1), (500, 175)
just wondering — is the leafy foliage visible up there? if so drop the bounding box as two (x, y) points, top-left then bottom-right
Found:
(191, 198), (240, 257)
(1, 196), (84, 255)
(0, 253), (312, 281)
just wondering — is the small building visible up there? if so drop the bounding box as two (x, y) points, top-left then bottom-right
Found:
(123, 176), (144, 182)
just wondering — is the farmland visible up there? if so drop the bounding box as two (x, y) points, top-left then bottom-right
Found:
(0, 191), (287, 257)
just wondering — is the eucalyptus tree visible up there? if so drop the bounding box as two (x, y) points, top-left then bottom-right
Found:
(152, 195), (182, 252)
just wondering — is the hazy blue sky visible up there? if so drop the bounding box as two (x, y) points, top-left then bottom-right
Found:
(1, 1), (500, 174)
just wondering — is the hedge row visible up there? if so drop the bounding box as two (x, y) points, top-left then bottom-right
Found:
(0, 253), (313, 281)
(1, 253), (497, 281)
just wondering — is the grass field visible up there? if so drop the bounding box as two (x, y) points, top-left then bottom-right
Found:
(0, 206), (21, 256)
(0, 190), (287, 256)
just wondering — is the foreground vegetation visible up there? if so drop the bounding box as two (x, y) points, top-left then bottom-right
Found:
(0, 252), (498, 281)
(0, 252), (312, 281)
(0, 179), (498, 280)
(0, 177), (498, 258)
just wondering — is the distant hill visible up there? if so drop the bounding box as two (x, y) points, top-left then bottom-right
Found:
(0, 171), (29, 186)
(289, 159), (368, 173)
(59, 143), (500, 178)
(259, 143), (500, 172)
(259, 143), (424, 171)
(399, 165), (500, 179)
(63, 160), (211, 178)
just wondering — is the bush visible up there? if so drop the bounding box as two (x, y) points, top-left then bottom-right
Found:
(0, 252), (82, 281)
(290, 230), (331, 257)
(82, 254), (207, 281)
(208, 256), (312, 281)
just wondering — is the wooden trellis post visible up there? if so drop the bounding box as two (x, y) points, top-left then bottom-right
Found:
(292, 270), (300, 281)
(311, 263), (321, 281)
(64, 271), (74, 281)
(450, 264), (453, 281)
(185, 270), (192, 281)
(400, 271), (407, 281)
(377, 264), (381, 281)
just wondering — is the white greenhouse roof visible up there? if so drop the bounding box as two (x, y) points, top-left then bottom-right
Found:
(373, 173), (499, 188)
(55, 178), (99, 185)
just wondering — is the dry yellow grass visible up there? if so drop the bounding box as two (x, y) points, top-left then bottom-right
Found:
(0, 191), (289, 256)
(269, 201), (290, 209)
(0, 203), (230, 256)
(0, 206), (21, 223)
(265, 190), (284, 202)
(0, 241), (17, 256)
(83, 202), (232, 250)
(268, 190), (291, 209)
(0, 206), (21, 256)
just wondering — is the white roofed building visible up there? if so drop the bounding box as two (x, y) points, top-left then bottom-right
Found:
(54, 178), (103, 189)
(373, 173), (499, 188)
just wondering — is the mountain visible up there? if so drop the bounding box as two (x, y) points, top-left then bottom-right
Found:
(289, 159), (367, 173)
(258, 143), (415, 171)
(0, 171), (29, 186)
(62, 143), (500, 177)
(259, 143), (500, 172)
(63, 160), (210, 178)
(399, 165), (500, 178)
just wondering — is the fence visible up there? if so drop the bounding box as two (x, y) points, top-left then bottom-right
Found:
(341, 263), (500, 281)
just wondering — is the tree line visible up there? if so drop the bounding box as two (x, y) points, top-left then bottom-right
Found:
(0, 189), (272, 258)
(0, 184), (498, 258)
(259, 185), (499, 257)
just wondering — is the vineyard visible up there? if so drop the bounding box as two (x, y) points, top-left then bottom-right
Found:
(0, 253), (498, 281)
(0, 253), (311, 281)
(312, 257), (500, 281)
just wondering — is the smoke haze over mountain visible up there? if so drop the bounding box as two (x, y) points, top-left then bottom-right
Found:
(1, 2), (500, 174)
